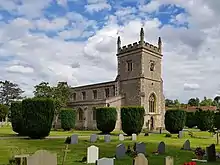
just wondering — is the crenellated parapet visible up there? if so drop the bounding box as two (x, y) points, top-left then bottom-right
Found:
(118, 41), (161, 54)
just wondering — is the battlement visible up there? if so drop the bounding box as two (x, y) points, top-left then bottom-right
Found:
(118, 41), (161, 54)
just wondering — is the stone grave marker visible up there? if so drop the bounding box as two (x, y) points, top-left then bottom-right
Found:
(90, 134), (98, 143)
(158, 141), (165, 154)
(119, 134), (124, 141)
(116, 144), (126, 159)
(178, 131), (183, 138)
(133, 153), (148, 165)
(135, 142), (146, 154)
(206, 144), (216, 162)
(104, 135), (111, 143)
(132, 134), (137, 141)
(71, 134), (78, 144)
(96, 158), (114, 165)
(87, 145), (99, 164)
(165, 156), (174, 165)
(27, 150), (57, 165)
(182, 140), (191, 150)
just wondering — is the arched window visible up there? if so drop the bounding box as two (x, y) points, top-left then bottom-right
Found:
(149, 93), (156, 113)
(92, 107), (96, 120)
(78, 108), (84, 120)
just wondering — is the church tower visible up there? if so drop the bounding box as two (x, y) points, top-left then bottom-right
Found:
(116, 28), (165, 129)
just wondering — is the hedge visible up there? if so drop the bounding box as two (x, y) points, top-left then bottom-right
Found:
(185, 112), (197, 128)
(196, 110), (214, 131)
(214, 112), (220, 129)
(121, 106), (145, 136)
(165, 110), (186, 134)
(22, 98), (55, 139)
(10, 102), (24, 135)
(96, 107), (117, 134)
(60, 108), (76, 131)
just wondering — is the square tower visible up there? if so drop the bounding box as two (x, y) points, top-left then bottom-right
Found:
(116, 28), (165, 129)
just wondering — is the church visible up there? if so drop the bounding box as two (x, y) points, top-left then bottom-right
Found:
(67, 28), (165, 131)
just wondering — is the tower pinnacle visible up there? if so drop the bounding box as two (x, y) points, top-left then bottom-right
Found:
(158, 37), (162, 53)
(117, 36), (121, 53)
(140, 27), (144, 45)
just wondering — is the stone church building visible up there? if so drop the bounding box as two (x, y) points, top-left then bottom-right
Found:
(68, 28), (165, 131)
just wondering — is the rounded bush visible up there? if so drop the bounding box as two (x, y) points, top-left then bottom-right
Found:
(96, 107), (117, 134)
(60, 108), (76, 131)
(22, 98), (55, 139)
(196, 110), (214, 131)
(121, 106), (145, 136)
(0, 104), (9, 121)
(214, 112), (220, 129)
(10, 102), (24, 135)
(185, 112), (197, 128)
(165, 110), (186, 134)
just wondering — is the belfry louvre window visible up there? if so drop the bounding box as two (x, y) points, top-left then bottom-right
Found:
(127, 60), (133, 71)
(149, 94), (156, 113)
(93, 90), (97, 99)
(73, 93), (76, 100)
(82, 92), (86, 100)
(105, 88), (110, 98)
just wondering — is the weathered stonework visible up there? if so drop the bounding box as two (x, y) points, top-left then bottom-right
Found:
(66, 28), (165, 131)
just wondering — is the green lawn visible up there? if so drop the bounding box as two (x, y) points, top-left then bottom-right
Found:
(0, 127), (220, 165)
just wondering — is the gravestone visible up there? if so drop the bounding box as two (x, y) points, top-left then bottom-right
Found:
(119, 134), (124, 141)
(96, 158), (114, 165)
(90, 134), (98, 143)
(135, 142), (146, 154)
(27, 150), (57, 165)
(133, 153), (148, 165)
(87, 145), (99, 163)
(165, 156), (174, 165)
(158, 141), (165, 154)
(206, 144), (216, 162)
(178, 131), (183, 138)
(132, 134), (137, 141)
(104, 135), (111, 143)
(116, 144), (126, 159)
(182, 140), (191, 150)
(71, 134), (78, 144)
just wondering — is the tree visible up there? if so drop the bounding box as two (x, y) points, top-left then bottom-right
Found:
(0, 104), (9, 121)
(165, 110), (186, 134)
(196, 110), (214, 131)
(0, 80), (24, 106)
(188, 98), (199, 106)
(33, 82), (53, 98)
(60, 108), (76, 131)
(165, 99), (174, 106)
(200, 97), (214, 106)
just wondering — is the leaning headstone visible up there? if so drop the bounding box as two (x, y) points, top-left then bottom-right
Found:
(90, 134), (98, 143)
(87, 145), (99, 164)
(116, 144), (126, 159)
(133, 153), (148, 165)
(27, 150), (57, 165)
(104, 135), (111, 143)
(158, 141), (165, 154)
(119, 134), (124, 141)
(135, 142), (146, 154)
(165, 156), (174, 165)
(178, 131), (183, 138)
(96, 157), (114, 165)
(132, 134), (137, 141)
(206, 144), (216, 162)
(182, 140), (191, 150)
(71, 134), (78, 144)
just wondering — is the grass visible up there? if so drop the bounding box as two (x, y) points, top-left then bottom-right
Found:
(0, 127), (220, 165)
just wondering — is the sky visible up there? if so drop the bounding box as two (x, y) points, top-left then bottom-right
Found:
(0, 0), (220, 103)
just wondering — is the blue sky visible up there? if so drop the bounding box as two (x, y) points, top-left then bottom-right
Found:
(0, 0), (220, 103)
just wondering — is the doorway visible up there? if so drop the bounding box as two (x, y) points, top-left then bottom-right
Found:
(150, 116), (154, 130)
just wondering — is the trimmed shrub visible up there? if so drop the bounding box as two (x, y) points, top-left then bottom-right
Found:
(22, 98), (55, 139)
(60, 108), (76, 131)
(121, 106), (145, 136)
(96, 107), (117, 134)
(185, 112), (197, 128)
(196, 110), (214, 131)
(214, 112), (220, 129)
(10, 102), (24, 135)
(165, 110), (186, 134)
(0, 104), (9, 120)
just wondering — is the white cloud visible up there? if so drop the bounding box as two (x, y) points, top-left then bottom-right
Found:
(184, 83), (200, 91)
(85, 0), (111, 13)
(6, 65), (34, 74)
